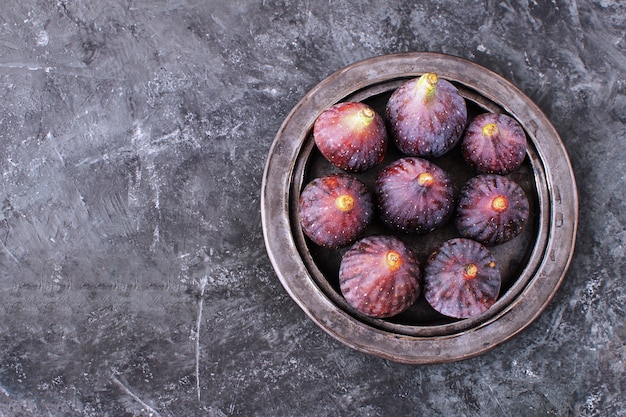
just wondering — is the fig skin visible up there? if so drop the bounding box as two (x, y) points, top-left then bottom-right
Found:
(455, 174), (530, 246)
(375, 157), (455, 234)
(298, 173), (374, 249)
(386, 73), (467, 158)
(339, 235), (420, 318)
(461, 113), (527, 175)
(423, 238), (501, 319)
(313, 101), (387, 172)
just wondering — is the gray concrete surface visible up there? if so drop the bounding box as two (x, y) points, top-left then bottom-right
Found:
(0, 1), (624, 415)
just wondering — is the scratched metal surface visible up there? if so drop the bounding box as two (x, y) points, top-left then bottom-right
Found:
(0, 1), (624, 416)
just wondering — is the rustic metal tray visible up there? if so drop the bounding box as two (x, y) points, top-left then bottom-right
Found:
(261, 53), (578, 364)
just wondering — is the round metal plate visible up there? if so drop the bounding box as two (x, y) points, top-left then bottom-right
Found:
(261, 53), (578, 364)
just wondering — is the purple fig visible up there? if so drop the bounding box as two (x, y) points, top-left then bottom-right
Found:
(461, 113), (527, 174)
(313, 102), (387, 172)
(339, 235), (420, 318)
(424, 238), (501, 319)
(298, 173), (373, 248)
(386, 73), (467, 158)
(455, 174), (530, 246)
(375, 157), (455, 234)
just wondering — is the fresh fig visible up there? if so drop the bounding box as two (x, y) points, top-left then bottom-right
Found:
(455, 174), (530, 246)
(339, 235), (420, 318)
(313, 101), (387, 172)
(298, 173), (373, 248)
(461, 113), (527, 174)
(423, 238), (501, 319)
(386, 73), (467, 158)
(375, 157), (455, 234)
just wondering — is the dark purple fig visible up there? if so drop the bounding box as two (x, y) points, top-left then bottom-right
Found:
(386, 73), (467, 158)
(455, 174), (530, 246)
(298, 173), (373, 248)
(313, 101), (387, 172)
(461, 113), (527, 174)
(424, 238), (501, 319)
(375, 157), (454, 234)
(339, 235), (420, 318)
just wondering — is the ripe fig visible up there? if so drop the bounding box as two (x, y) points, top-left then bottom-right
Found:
(455, 174), (530, 246)
(386, 72), (467, 158)
(313, 101), (387, 172)
(298, 173), (373, 249)
(461, 113), (527, 174)
(375, 157), (455, 234)
(339, 235), (420, 318)
(424, 238), (501, 319)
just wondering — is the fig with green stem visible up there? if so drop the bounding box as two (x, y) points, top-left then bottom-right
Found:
(386, 73), (467, 158)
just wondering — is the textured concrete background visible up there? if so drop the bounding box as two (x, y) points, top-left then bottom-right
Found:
(0, 0), (624, 416)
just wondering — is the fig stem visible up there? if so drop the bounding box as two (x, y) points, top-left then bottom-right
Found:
(463, 263), (478, 280)
(416, 72), (439, 101)
(491, 195), (509, 212)
(358, 107), (375, 124)
(482, 123), (499, 138)
(385, 250), (403, 272)
(417, 172), (435, 187)
(335, 194), (355, 212)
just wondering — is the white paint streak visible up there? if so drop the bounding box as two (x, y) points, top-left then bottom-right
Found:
(0, 238), (20, 265)
(130, 121), (163, 251)
(149, 181), (161, 252)
(486, 382), (509, 417)
(0, 62), (52, 72)
(110, 373), (162, 417)
(195, 275), (208, 402)
(45, 132), (66, 166)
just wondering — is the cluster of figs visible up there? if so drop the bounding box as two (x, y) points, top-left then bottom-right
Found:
(298, 73), (530, 320)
